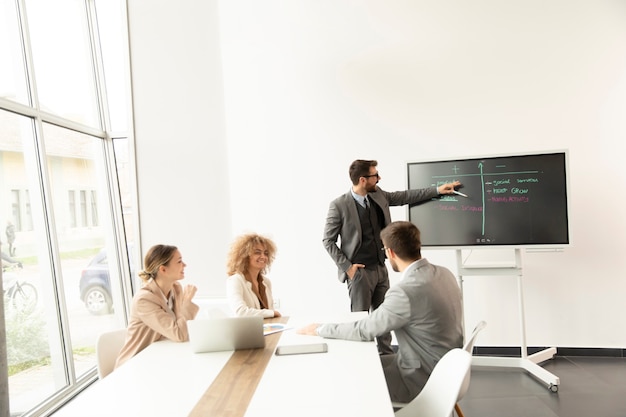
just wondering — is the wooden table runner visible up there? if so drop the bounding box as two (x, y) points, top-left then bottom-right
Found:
(188, 316), (289, 417)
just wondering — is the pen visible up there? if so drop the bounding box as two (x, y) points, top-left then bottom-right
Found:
(453, 190), (468, 198)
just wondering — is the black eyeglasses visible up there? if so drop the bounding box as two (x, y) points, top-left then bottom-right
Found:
(362, 173), (380, 179)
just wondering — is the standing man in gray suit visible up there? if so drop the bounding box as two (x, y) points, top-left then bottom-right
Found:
(322, 159), (459, 354)
(303, 221), (463, 403)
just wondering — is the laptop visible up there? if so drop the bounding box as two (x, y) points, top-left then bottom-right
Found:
(187, 316), (265, 353)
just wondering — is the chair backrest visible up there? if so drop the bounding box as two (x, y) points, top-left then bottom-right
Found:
(96, 329), (127, 379)
(457, 320), (487, 402)
(463, 320), (487, 353)
(395, 348), (472, 417)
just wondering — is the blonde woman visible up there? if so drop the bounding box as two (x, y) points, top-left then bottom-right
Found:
(226, 233), (281, 318)
(115, 244), (199, 368)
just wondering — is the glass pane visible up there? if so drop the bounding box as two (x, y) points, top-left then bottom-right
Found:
(0, 0), (30, 104)
(25, 0), (99, 127)
(113, 137), (139, 292)
(1, 109), (64, 415)
(41, 123), (127, 383)
(96, 0), (130, 132)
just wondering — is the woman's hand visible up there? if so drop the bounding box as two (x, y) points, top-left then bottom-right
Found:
(182, 284), (197, 303)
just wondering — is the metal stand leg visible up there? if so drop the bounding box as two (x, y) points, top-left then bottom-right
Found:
(457, 249), (560, 392)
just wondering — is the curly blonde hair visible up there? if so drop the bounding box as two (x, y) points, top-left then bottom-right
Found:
(226, 233), (277, 276)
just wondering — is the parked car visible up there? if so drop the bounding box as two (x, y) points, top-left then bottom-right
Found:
(79, 247), (134, 315)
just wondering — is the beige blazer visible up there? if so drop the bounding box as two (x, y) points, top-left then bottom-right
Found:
(115, 279), (199, 368)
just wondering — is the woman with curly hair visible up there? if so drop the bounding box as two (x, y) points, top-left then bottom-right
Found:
(226, 233), (281, 318)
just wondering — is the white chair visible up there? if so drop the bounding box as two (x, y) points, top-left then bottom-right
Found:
(463, 320), (487, 353)
(95, 328), (127, 379)
(395, 348), (472, 417)
(454, 320), (487, 417)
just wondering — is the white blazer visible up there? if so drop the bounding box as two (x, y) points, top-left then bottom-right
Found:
(226, 273), (277, 318)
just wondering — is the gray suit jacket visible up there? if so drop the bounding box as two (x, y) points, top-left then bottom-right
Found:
(318, 258), (463, 400)
(323, 186), (438, 282)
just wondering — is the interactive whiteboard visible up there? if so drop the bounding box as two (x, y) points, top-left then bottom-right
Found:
(407, 151), (569, 248)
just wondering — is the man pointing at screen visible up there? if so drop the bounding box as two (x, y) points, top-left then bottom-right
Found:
(322, 159), (460, 355)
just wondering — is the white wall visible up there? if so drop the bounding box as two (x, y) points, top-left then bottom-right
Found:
(127, 0), (232, 297)
(128, 0), (626, 348)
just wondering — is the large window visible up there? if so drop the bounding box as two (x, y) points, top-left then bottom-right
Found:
(0, 0), (135, 416)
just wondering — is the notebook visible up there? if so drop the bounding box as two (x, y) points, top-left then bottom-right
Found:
(187, 316), (266, 353)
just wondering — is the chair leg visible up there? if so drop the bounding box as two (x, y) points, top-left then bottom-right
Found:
(454, 403), (465, 417)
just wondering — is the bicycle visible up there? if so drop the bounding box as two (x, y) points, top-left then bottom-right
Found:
(2, 262), (38, 315)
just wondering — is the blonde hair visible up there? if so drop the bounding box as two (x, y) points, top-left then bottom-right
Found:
(138, 244), (178, 282)
(226, 234), (276, 276)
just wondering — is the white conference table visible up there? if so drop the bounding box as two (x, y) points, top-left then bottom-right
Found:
(55, 313), (394, 417)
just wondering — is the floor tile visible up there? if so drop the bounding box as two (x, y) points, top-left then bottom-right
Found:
(461, 356), (626, 417)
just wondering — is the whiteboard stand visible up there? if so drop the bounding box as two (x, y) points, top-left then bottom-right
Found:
(456, 249), (560, 392)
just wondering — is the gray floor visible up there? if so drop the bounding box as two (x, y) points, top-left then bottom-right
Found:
(458, 355), (626, 417)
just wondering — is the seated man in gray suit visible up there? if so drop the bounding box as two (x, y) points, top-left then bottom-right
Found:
(299, 221), (463, 403)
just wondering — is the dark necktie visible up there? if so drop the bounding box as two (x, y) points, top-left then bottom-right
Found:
(364, 197), (369, 209)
